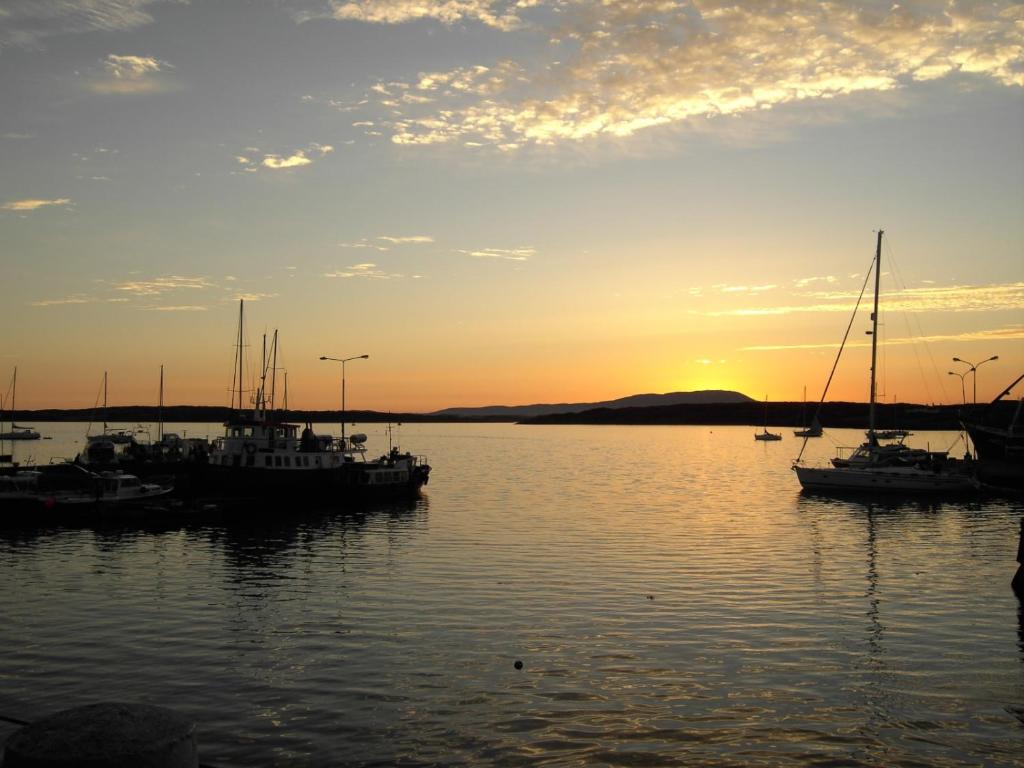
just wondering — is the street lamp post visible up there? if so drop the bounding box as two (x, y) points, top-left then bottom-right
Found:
(947, 371), (967, 406)
(319, 354), (369, 442)
(952, 355), (999, 404)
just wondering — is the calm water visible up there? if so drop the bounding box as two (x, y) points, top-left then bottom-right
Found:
(1, 422), (1022, 767)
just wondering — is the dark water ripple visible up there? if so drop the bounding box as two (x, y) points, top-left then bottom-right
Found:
(1, 423), (1023, 766)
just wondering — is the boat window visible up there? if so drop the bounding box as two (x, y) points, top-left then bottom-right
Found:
(275, 456), (282, 467)
(284, 457), (291, 467)
(246, 455), (255, 467)
(265, 456), (272, 467)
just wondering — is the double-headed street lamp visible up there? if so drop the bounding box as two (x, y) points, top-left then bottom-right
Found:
(952, 355), (999, 405)
(319, 354), (369, 442)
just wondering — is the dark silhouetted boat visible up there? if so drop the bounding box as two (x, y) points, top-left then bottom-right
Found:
(0, 368), (40, 441)
(793, 231), (975, 494)
(200, 301), (430, 503)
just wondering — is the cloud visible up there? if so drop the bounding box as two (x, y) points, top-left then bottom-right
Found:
(794, 275), (838, 288)
(30, 295), (94, 307)
(705, 282), (1024, 317)
(346, 1), (1024, 149)
(114, 276), (213, 296)
(237, 143), (334, 171)
(142, 305), (208, 311)
(378, 235), (434, 244)
(713, 284), (777, 294)
(457, 246), (535, 261)
(743, 325), (1024, 352)
(232, 292), (277, 302)
(299, 0), (522, 30)
(88, 54), (176, 94)
(2, 198), (71, 211)
(324, 263), (406, 279)
(0, 0), (167, 49)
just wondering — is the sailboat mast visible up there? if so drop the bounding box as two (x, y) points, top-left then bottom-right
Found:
(868, 229), (884, 438)
(158, 365), (164, 442)
(11, 367), (16, 421)
(270, 330), (278, 417)
(103, 370), (108, 432)
(236, 300), (245, 412)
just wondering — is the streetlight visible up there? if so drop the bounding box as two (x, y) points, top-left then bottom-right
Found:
(952, 355), (999, 404)
(947, 371), (967, 405)
(319, 355), (369, 442)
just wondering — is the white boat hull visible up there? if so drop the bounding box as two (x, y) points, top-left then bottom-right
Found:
(793, 464), (976, 493)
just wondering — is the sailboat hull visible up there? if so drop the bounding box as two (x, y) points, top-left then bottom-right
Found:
(793, 464), (976, 494)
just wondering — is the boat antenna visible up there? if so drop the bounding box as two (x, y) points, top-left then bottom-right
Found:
(867, 229), (884, 444)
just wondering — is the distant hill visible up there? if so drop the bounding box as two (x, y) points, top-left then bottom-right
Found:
(429, 390), (754, 419)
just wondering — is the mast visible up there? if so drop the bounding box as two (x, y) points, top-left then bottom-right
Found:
(236, 299), (245, 412)
(270, 330), (278, 418)
(867, 229), (884, 440)
(103, 370), (108, 433)
(158, 365), (164, 442)
(259, 332), (267, 416)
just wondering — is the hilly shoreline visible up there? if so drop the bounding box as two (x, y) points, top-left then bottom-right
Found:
(3, 400), (985, 431)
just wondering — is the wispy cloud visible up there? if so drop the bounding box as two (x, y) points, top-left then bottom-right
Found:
(378, 235), (434, 244)
(236, 143), (334, 171)
(339, 1), (1023, 149)
(457, 246), (535, 261)
(142, 305), (208, 312)
(706, 282), (1024, 317)
(2, 198), (72, 212)
(0, 0), (167, 49)
(232, 292), (277, 302)
(794, 275), (838, 288)
(743, 325), (1024, 351)
(296, 0), (521, 31)
(88, 54), (176, 94)
(324, 263), (407, 279)
(713, 284), (777, 294)
(30, 295), (94, 307)
(114, 276), (213, 296)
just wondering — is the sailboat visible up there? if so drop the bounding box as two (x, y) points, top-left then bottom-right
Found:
(793, 231), (975, 493)
(755, 396), (782, 441)
(794, 386), (822, 437)
(0, 368), (41, 441)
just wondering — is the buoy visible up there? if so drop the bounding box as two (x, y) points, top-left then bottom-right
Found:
(3, 702), (198, 768)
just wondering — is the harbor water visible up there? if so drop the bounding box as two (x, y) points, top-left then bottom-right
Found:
(1, 422), (1022, 766)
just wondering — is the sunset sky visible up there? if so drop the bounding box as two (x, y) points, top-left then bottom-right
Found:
(1, 0), (1022, 413)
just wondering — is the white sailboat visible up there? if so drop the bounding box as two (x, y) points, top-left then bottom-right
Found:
(793, 230), (975, 493)
(755, 396), (782, 441)
(0, 368), (41, 441)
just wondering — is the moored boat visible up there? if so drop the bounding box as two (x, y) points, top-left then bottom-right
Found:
(0, 368), (41, 441)
(198, 301), (430, 504)
(792, 231), (976, 494)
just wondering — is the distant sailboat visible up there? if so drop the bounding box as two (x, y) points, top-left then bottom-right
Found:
(0, 368), (41, 441)
(794, 387), (822, 437)
(755, 396), (782, 441)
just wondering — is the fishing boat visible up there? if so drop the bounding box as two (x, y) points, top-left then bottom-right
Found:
(793, 231), (976, 494)
(0, 368), (41, 441)
(961, 373), (1023, 489)
(200, 302), (430, 502)
(755, 396), (782, 441)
